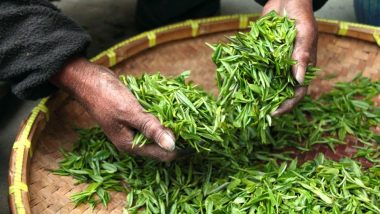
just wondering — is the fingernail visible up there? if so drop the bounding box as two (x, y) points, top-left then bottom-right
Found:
(159, 133), (175, 151)
(295, 67), (305, 85)
(271, 110), (279, 117)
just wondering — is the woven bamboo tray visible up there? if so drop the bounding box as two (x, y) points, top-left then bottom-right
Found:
(8, 14), (380, 214)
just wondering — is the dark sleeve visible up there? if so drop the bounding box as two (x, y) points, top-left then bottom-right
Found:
(0, 0), (91, 100)
(255, 0), (328, 11)
(136, 0), (220, 31)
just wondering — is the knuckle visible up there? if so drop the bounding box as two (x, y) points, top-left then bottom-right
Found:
(294, 52), (311, 64)
(301, 51), (311, 60)
(140, 115), (163, 140)
(141, 116), (156, 132)
(105, 129), (134, 152)
(114, 140), (133, 152)
(118, 103), (143, 119)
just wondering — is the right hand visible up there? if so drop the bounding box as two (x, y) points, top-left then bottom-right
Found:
(51, 58), (177, 162)
(262, 0), (318, 116)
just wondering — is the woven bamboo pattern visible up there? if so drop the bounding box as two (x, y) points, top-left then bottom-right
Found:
(8, 14), (380, 214)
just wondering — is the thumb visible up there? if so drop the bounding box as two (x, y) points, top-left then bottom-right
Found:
(292, 23), (317, 85)
(131, 113), (176, 152)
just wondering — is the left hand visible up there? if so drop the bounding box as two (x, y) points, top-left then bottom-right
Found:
(51, 58), (178, 162)
(262, 0), (318, 116)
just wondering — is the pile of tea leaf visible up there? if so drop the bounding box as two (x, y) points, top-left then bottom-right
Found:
(121, 153), (380, 213)
(58, 132), (380, 213)
(270, 75), (380, 151)
(119, 71), (225, 152)
(54, 74), (380, 212)
(53, 11), (380, 213)
(211, 11), (317, 144)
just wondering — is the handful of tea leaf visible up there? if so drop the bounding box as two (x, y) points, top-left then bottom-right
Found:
(119, 71), (225, 152)
(211, 11), (318, 144)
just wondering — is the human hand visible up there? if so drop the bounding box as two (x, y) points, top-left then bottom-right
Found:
(262, 0), (318, 116)
(51, 58), (177, 162)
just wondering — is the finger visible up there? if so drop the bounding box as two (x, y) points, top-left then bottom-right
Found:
(107, 126), (178, 162)
(100, 119), (135, 152)
(129, 113), (176, 152)
(271, 87), (307, 117)
(292, 22), (318, 85)
(126, 144), (178, 162)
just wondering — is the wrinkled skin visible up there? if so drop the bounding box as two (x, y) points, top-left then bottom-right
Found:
(51, 58), (177, 162)
(263, 0), (318, 116)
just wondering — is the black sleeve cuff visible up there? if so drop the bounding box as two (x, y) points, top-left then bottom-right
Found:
(0, 0), (91, 100)
(255, 0), (328, 11)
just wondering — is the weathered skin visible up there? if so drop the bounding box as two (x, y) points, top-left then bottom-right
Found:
(51, 58), (177, 162)
(262, 0), (318, 116)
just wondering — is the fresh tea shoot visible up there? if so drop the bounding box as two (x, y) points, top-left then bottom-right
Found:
(54, 11), (380, 213)
(271, 74), (380, 150)
(119, 71), (225, 152)
(122, 153), (376, 213)
(211, 11), (317, 144)
(55, 130), (380, 213)
(54, 127), (125, 209)
(55, 76), (380, 212)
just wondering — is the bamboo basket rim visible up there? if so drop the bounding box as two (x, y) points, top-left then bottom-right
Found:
(8, 13), (380, 214)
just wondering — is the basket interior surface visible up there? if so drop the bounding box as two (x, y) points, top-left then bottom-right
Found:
(28, 31), (380, 213)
